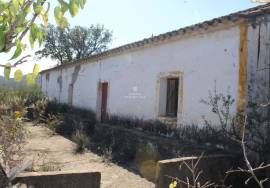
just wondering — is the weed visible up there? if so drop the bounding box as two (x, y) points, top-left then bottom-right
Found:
(101, 146), (113, 165)
(72, 130), (89, 153)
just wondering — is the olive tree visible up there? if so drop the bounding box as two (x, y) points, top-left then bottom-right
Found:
(36, 24), (112, 65)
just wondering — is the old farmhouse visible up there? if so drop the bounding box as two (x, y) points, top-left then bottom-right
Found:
(40, 4), (270, 128)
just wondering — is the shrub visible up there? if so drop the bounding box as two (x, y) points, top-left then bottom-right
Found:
(107, 115), (173, 136)
(101, 146), (113, 165)
(72, 130), (89, 153)
(45, 100), (69, 115)
(28, 97), (49, 122)
(45, 114), (63, 133)
(16, 85), (43, 106)
(0, 86), (42, 172)
(0, 111), (29, 171)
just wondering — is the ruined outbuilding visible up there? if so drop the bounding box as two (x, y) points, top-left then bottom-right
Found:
(40, 4), (270, 127)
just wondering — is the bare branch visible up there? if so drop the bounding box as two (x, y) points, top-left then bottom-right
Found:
(0, 55), (31, 68)
(4, 0), (47, 52)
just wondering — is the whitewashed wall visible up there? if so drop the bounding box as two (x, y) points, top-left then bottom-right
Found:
(247, 16), (270, 106)
(41, 25), (241, 125)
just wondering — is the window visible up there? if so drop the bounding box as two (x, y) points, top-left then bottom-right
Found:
(166, 78), (179, 117)
(158, 77), (179, 118)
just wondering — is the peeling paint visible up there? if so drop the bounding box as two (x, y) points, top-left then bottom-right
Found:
(237, 22), (248, 130)
(45, 73), (50, 82)
(257, 24), (261, 68)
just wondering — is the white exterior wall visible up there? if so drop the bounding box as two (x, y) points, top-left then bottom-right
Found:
(41, 25), (241, 125)
(247, 16), (270, 106)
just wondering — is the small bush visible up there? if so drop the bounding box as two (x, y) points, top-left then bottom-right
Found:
(46, 114), (63, 133)
(72, 130), (89, 153)
(101, 146), (113, 165)
(28, 97), (49, 122)
(0, 111), (29, 170)
(107, 115), (173, 136)
(45, 100), (69, 115)
(16, 85), (43, 106)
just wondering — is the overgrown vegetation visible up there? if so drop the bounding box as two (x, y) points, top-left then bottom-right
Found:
(1, 82), (268, 187)
(0, 85), (42, 173)
(72, 130), (89, 153)
(107, 115), (175, 136)
(0, 0), (86, 82)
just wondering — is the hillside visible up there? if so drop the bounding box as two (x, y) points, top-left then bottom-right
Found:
(0, 76), (26, 90)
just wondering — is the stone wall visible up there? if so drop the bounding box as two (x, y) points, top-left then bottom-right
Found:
(12, 171), (101, 188)
(155, 155), (237, 188)
(92, 124), (232, 183)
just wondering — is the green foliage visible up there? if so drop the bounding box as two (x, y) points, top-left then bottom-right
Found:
(0, 85), (42, 110)
(11, 40), (25, 60)
(26, 74), (34, 85)
(0, 0), (86, 78)
(0, 86), (43, 170)
(14, 69), (23, 82)
(0, 0), (86, 53)
(32, 64), (39, 79)
(16, 85), (43, 105)
(0, 28), (5, 51)
(36, 24), (112, 64)
(4, 63), (11, 80)
(29, 97), (48, 122)
(0, 112), (28, 169)
(68, 0), (79, 17)
(25, 63), (40, 85)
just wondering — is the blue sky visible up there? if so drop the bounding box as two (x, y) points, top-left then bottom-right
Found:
(57, 0), (262, 48)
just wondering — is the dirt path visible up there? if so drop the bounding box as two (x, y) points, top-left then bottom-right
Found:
(21, 124), (154, 188)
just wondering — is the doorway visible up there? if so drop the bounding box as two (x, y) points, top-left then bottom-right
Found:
(166, 78), (179, 117)
(100, 82), (108, 123)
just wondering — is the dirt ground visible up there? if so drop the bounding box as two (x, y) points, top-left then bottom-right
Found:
(21, 123), (154, 188)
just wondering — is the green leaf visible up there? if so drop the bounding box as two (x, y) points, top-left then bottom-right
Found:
(26, 74), (35, 85)
(29, 35), (35, 49)
(34, 5), (43, 14)
(4, 63), (11, 80)
(15, 26), (25, 33)
(79, 0), (86, 8)
(32, 64), (40, 79)
(10, 41), (23, 60)
(69, 0), (79, 17)
(29, 23), (40, 48)
(12, 0), (19, 10)
(14, 69), (23, 82)
(54, 6), (63, 24)
(41, 12), (49, 27)
(59, 0), (69, 12)
(59, 16), (68, 28)
(0, 29), (6, 51)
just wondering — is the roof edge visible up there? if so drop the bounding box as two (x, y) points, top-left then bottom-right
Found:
(40, 3), (270, 74)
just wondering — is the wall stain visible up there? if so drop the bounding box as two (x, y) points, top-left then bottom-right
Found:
(57, 69), (63, 102)
(237, 22), (248, 132)
(257, 24), (261, 69)
(68, 65), (81, 105)
(45, 73), (50, 82)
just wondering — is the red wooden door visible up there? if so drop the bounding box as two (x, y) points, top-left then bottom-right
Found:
(101, 82), (108, 123)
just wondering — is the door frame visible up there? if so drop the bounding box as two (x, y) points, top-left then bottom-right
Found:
(96, 81), (109, 123)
